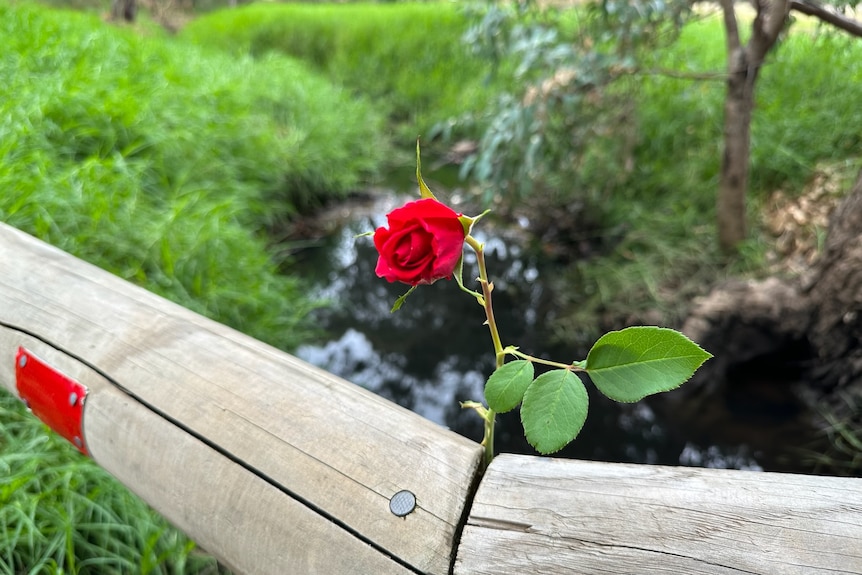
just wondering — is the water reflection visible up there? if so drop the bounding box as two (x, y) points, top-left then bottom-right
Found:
(294, 198), (768, 470)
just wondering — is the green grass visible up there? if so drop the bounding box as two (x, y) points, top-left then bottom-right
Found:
(0, 0), (387, 349)
(752, 28), (862, 191)
(181, 2), (503, 140)
(0, 1), (389, 570)
(634, 16), (862, 199)
(807, 394), (862, 475)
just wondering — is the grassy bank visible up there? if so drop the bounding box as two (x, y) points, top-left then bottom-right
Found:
(1, 1), (386, 347)
(635, 16), (862, 199)
(0, 1), (387, 570)
(182, 2), (504, 139)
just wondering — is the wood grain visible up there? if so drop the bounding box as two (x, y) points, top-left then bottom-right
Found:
(455, 453), (862, 574)
(87, 385), (414, 575)
(0, 222), (483, 574)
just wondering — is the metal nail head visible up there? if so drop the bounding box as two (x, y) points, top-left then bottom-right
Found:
(73, 436), (83, 448)
(18, 355), (27, 368)
(389, 490), (416, 517)
(69, 392), (78, 407)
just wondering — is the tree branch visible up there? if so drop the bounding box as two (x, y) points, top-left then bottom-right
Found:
(765, 0), (792, 44)
(634, 67), (727, 81)
(718, 0), (742, 50)
(750, 0), (791, 61)
(790, 0), (862, 36)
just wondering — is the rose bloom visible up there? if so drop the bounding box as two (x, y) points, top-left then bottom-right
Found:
(374, 198), (466, 286)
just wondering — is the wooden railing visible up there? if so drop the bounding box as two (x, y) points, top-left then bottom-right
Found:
(1, 221), (860, 575)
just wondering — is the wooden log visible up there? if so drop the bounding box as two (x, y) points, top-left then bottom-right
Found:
(0, 222), (483, 574)
(455, 453), (862, 574)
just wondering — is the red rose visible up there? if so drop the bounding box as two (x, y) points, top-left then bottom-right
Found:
(374, 198), (466, 286)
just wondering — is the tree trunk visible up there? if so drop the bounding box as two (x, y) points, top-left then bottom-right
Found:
(717, 47), (757, 253)
(716, 0), (789, 254)
(110, 0), (136, 22)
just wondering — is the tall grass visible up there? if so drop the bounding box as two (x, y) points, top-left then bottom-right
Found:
(635, 16), (862, 202)
(181, 2), (503, 139)
(0, 2), (388, 570)
(752, 27), (862, 191)
(0, 1), (387, 348)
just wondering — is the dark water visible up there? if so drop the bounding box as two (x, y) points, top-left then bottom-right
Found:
(293, 194), (823, 473)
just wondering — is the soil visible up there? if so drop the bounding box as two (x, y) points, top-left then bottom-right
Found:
(669, 167), (862, 475)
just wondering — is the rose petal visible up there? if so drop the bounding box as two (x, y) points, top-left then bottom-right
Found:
(373, 198), (466, 286)
(423, 218), (465, 278)
(374, 225), (434, 284)
(385, 198), (461, 225)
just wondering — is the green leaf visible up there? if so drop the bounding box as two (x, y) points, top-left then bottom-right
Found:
(520, 369), (588, 455)
(585, 326), (712, 403)
(485, 360), (535, 412)
(416, 140), (436, 200)
(390, 286), (417, 313)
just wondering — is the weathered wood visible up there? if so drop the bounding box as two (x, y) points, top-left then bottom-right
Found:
(0, 222), (483, 574)
(455, 453), (862, 574)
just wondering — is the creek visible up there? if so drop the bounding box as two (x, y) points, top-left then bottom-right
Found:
(292, 191), (825, 473)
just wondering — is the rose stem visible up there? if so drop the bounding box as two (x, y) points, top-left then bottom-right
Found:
(466, 235), (503, 467)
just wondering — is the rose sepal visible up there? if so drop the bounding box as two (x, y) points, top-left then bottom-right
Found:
(458, 209), (491, 237)
(416, 140), (437, 200)
(390, 285), (417, 313)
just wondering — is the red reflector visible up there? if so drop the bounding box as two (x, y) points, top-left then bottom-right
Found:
(15, 347), (89, 456)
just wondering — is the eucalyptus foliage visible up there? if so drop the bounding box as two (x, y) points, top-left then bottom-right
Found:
(459, 0), (690, 208)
